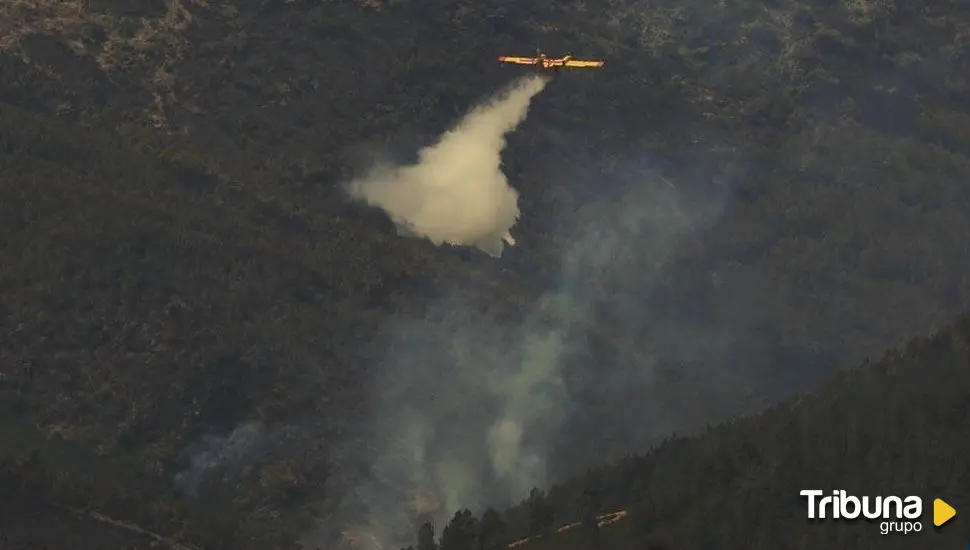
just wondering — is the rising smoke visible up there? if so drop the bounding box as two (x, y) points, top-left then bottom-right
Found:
(309, 176), (730, 550)
(175, 422), (267, 496)
(302, 75), (735, 548)
(344, 75), (549, 257)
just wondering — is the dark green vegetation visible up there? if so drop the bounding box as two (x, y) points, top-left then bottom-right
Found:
(407, 313), (970, 550)
(2, 0), (970, 548)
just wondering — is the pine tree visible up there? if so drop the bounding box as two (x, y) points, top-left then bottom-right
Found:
(416, 521), (437, 550)
(526, 488), (555, 536)
(440, 509), (479, 550)
(479, 507), (506, 550)
(579, 486), (600, 539)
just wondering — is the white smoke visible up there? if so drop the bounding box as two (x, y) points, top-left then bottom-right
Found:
(344, 75), (549, 257)
(173, 421), (270, 496)
(308, 295), (578, 550)
(300, 73), (733, 550)
(301, 174), (729, 550)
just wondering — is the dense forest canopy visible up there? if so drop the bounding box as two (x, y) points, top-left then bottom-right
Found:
(2, 0), (969, 548)
(434, 314), (970, 550)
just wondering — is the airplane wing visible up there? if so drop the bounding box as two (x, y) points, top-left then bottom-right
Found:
(563, 59), (604, 68)
(499, 56), (538, 65)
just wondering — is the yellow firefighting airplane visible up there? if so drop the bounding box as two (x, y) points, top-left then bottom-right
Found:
(498, 49), (604, 72)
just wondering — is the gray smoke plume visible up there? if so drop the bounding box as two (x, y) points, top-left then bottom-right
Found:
(173, 421), (272, 496)
(307, 167), (730, 549)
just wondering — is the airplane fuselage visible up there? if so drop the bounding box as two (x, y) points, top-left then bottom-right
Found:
(498, 52), (604, 72)
(534, 54), (572, 70)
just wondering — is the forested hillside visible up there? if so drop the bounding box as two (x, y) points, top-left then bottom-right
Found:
(2, 0), (970, 549)
(404, 312), (970, 550)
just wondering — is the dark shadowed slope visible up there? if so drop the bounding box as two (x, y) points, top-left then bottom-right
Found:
(0, 100), (533, 548)
(2, 0), (970, 548)
(411, 313), (970, 550)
